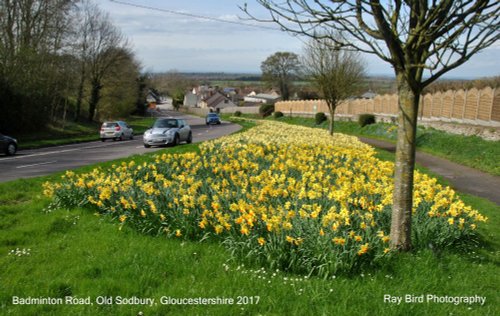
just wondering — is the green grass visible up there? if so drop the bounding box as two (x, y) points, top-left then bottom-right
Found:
(1, 123), (498, 315)
(268, 115), (500, 176)
(16, 116), (157, 149)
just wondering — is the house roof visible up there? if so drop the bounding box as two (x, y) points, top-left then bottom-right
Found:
(249, 93), (281, 101)
(206, 92), (233, 108)
(361, 91), (377, 99)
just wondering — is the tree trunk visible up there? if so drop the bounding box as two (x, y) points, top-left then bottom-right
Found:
(281, 81), (289, 101)
(390, 75), (420, 251)
(75, 66), (85, 121)
(88, 80), (102, 122)
(328, 107), (335, 135)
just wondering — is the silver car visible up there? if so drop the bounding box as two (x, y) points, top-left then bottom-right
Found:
(143, 118), (192, 148)
(100, 121), (134, 141)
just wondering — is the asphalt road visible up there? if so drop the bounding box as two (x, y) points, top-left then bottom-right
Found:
(0, 112), (241, 183)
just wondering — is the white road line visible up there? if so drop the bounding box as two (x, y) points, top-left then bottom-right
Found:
(16, 160), (58, 169)
(0, 140), (137, 162)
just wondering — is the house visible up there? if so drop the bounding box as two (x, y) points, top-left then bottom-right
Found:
(202, 92), (236, 112)
(183, 91), (201, 107)
(244, 91), (281, 104)
(146, 90), (162, 108)
(360, 91), (377, 99)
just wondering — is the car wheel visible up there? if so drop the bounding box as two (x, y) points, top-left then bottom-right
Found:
(173, 134), (180, 146)
(130, 133), (134, 140)
(6, 143), (17, 156)
(119, 134), (124, 141)
(101, 138), (106, 142)
(187, 132), (192, 144)
(144, 144), (151, 148)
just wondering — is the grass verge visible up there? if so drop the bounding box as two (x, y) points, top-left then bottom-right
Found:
(1, 122), (498, 315)
(16, 116), (157, 150)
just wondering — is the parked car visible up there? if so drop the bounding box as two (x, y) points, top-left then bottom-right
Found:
(143, 118), (192, 148)
(0, 133), (18, 156)
(100, 121), (134, 141)
(206, 113), (222, 125)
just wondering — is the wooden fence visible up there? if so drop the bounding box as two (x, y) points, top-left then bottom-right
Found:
(275, 87), (500, 125)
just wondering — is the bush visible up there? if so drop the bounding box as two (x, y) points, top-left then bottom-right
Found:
(273, 111), (284, 119)
(234, 111), (242, 117)
(259, 104), (275, 118)
(315, 112), (327, 125)
(359, 114), (376, 127)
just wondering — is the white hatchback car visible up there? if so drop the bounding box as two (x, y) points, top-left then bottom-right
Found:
(100, 121), (134, 141)
(143, 118), (192, 147)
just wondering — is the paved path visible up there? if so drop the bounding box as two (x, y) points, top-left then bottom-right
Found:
(359, 137), (500, 205)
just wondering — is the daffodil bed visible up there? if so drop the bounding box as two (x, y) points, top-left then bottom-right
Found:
(43, 121), (487, 276)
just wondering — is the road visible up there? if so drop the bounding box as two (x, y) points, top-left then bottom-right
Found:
(0, 112), (241, 183)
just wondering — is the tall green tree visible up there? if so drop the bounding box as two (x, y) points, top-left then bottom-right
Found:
(0, 0), (76, 132)
(244, 0), (499, 251)
(302, 37), (365, 135)
(261, 52), (301, 101)
(98, 48), (142, 120)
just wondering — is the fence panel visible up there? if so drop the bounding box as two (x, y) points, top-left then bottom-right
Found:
(477, 87), (493, 121)
(464, 88), (479, 120)
(274, 87), (498, 123)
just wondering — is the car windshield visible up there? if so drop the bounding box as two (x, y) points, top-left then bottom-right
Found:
(208, 114), (218, 117)
(102, 122), (117, 128)
(153, 119), (178, 128)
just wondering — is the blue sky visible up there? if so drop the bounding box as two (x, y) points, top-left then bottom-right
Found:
(101, 0), (499, 78)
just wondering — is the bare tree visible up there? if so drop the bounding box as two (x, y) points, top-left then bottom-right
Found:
(302, 38), (365, 135)
(243, 1), (499, 251)
(75, 1), (129, 121)
(261, 52), (301, 100)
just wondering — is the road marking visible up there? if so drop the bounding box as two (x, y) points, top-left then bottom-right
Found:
(0, 140), (140, 162)
(16, 160), (58, 169)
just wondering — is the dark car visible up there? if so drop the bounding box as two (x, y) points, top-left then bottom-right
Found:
(0, 133), (18, 156)
(206, 113), (221, 125)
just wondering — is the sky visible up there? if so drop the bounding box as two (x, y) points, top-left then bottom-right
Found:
(100, 0), (499, 78)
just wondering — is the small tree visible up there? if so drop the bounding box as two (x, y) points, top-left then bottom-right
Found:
(302, 38), (365, 135)
(261, 52), (301, 100)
